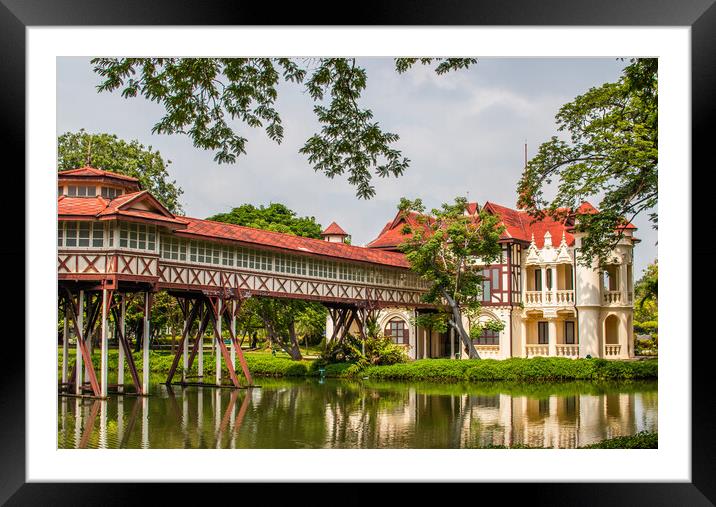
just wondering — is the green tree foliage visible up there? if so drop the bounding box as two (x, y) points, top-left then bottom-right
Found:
(517, 58), (657, 265)
(57, 129), (184, 214)
(90, 58), (476, 199)
(209, 202), (328, 359)
(633, 260), (658, 354)
(398, 197), (504, 358)
(209, 203), (322, 238)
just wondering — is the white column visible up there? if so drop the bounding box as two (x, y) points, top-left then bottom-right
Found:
(216, 299), (222, 387)
(75, 290), (84, 396)
(551, 266), (557, 302)
(520, 318), (527, 358)
(548, 319), (557, 357)
(99, 400), (108, 448)
(141, 396), (149, 449)
(619, 262), (628, 301)
(117, 397), (124, 445)
(423, 329), (428, 359)
(62, 306), (69, 386)
(100, 288), (109, 398)
(143, 292), (150, 395)
(118, 295), (125, 392)
(230, 300), (237, 369)
(540, 266), (547, 303)
(450, 327), (455, 359)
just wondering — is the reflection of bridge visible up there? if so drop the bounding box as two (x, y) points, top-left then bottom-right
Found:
(57, 167), (429, 398)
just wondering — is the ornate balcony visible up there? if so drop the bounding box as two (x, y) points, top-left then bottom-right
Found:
(524, 290), (575, 308)
(603, 291), (622, 305)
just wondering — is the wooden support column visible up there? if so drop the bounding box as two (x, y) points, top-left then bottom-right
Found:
(62, 304), (69, 386)
(143, 292), (151, 395)
(118, 295), (126, 392)
(75, 290), (84, 395)
(100, 288), (109, 398)
(198, 304), (204, 380)
(182, 303), (189, 383)
(216, 299), (222, 387)
(230, 300), (237, 370)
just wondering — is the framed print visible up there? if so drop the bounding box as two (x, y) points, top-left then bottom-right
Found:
(2, 0), (713, 503)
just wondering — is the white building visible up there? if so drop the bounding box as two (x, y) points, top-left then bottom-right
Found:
(326, 200), (638, 360)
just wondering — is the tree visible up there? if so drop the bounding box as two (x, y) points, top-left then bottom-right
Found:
(90, 58), (476, 199)
(58, 129), (184, 214)
(209, 203), (322, 238)
(517, 58), (657, 265)
(398, 197), (505, 359)
(209, 202), (328, 360)
(633, 260), (658, 354)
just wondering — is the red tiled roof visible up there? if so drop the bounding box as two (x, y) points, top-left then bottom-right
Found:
(58, 166), (140, 183)
(466, 202), (479, 215)
(483, 201), (575, 248)
(366, 211), (433, 250)
(321, 221), (348, 236)
(58, 191), (187, 227)
(177, 217), (410, 268)
(575, 201), (598, 215)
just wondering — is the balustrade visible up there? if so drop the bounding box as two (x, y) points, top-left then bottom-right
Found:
(525, 344), (549, 358)
(555, 345), (579, 357)
(604, 344), (622, 357)
(603, 291), (622, 304)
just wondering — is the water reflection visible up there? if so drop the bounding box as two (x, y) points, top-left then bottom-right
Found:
(58, 378), (657, 449)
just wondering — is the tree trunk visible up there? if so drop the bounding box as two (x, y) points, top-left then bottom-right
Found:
(443, 291), (480, 359)
(286, 321), (303, 361)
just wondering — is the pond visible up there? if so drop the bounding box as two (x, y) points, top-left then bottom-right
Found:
(58, 376), (657, 449)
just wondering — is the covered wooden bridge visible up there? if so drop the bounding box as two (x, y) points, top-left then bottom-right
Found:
(57, 167), (429, 398)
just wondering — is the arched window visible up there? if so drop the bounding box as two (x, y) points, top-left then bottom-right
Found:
(384, 318), (408, 344)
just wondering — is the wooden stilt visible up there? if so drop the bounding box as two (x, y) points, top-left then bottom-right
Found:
(75, 290), (84, 395)
(100, 288), (109, 398)
(142, 291), (151, 395)
(216, 298), (222, 387)
(230, 300), (236, 371)
(198, 303), (204, 380)
(118, 294), (126, 392)
(62, 304), (69, 387)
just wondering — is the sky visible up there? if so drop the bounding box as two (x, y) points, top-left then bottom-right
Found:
(57, 57), (657, 277)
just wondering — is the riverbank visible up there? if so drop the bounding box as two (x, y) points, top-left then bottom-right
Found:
(486, 431), (658, 449)
(58, 349), (657, 382)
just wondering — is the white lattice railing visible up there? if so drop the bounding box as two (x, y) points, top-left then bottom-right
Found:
(604, 344), (622, 357)
(525, 344), (549, 358)
(554, 290), (575, 305)
(603, 291), (622, 304)
(524, 291), (543, 306)
(555, 345), (579, 357)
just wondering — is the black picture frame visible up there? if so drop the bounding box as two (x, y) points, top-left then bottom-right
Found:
(3, 0), (711, 504)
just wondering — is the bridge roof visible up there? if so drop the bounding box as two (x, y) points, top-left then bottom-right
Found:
(177, 217), (410, 268)
(58, 190), (410, 268)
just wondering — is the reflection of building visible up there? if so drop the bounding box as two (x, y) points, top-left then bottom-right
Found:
(330, 201), (638, 360)
(318, 386), (657, 449)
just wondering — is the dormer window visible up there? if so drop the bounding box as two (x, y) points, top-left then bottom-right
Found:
(101, 187), (122, 199)
(67, 185), (96, 197)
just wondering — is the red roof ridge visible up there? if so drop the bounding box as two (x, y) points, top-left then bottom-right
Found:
(58, 166), (140, 182)
(321, 221), (348, 236)
(178, 216), (408, 267)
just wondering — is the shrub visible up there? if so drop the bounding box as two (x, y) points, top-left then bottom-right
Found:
(581, 431), (657, 449)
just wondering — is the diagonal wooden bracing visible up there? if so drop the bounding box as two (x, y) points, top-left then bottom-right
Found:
(61, 287), (101, 397)
(110, 301), (143, 395)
